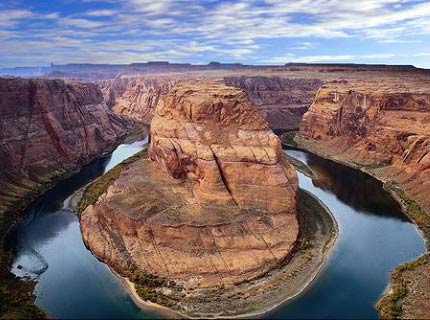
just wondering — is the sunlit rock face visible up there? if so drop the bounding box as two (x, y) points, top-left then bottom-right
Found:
(99, 76), (176, 124)
(300, 85), (430, 212)
(81, 81), (299, 289)
(0, 77), (134, 214)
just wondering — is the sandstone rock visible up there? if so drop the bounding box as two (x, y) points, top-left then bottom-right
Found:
(98, 77), (176, 124)
(81, 81), (299, 290)
(300, 85), (430, 213)
(224, 76), (322, 131)
(0, 77), (136, 215)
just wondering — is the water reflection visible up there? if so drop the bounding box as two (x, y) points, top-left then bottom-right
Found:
(265, 149), (425, 319)
(6, 141), (424, 319)
(288, 149), (407, 220)
(9, 137), (161, 319)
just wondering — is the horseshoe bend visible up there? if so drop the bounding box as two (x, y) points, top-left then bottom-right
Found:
(78, 81), (336, 317)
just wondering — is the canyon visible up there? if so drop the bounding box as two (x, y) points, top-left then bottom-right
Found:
(1, 63), (430, 319)
(290, 73), (430, 319)
(224, 76), (322, 131)
(0, 77), (140, 318)
(79, 81), (335, 317)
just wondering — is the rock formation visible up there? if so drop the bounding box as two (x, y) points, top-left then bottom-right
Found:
(224, 76), (322, 131)
(98, 77), (176, 124)
(299, 84), (430, 218)
(0, 77), (136, 215)
(80, 81), (299, 295)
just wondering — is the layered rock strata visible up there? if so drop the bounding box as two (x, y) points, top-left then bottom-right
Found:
(224, 76), (322, 131)
(98, 77), (176, 124)
(0, 77), (136, 215)
(282, 78), (430, 320)
(299, 85), (430, 218)
(80, 82), (299, 294)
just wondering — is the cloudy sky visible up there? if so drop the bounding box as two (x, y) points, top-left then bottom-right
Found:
(1, 0), (430, 68)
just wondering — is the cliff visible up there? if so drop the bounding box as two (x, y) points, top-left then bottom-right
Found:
(300, 86), (430, 218)
(224, 76), (322, 131)
(98, 77), (176, 124)
(295, 82), (430, 319)
(80, 81), (302, 316)
(0, 77), (136, 215)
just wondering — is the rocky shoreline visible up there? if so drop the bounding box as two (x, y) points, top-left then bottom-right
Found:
(77, 149), (338, 318)
(77, 82), (339, 318)
(281, 132), (430, 319)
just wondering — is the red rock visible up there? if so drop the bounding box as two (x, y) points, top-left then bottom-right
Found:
(0, 77), (136, 214)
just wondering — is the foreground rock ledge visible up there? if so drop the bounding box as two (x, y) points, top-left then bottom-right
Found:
(80, 82), (322, 316)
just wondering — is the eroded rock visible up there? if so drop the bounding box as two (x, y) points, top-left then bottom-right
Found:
(300, 85), (430, 215)
(0, 77), (136, 215)
(80, 81), (299, 292)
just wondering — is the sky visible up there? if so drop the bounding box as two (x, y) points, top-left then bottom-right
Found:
(1, 0), (430, 68)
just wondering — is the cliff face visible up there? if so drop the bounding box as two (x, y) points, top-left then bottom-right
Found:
(300, 86), (430, 213)
(98, 77), (176, 124)
(0, 77), (135, 215)
(81, 81), (299, 291)
(224, 76), (322, 131)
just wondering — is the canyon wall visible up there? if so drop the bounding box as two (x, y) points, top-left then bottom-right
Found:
(81, 81), (299, 291)
(224, 76), (322, 131)
(299, 85), (430, 216)
(98, 77), (176, 124)
(0, 77), (136, 215)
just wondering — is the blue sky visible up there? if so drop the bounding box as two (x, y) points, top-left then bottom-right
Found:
(1, 0), (430, 68)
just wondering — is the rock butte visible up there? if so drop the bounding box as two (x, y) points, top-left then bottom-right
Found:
(80, 81), (299, 290)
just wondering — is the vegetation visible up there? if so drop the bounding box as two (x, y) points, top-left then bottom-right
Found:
(284, 154), (314, 178)
(280, 131), (299, 148)
(377, 254), (429, 319)
(122, 264), (172, 304)
(376, 181), (430, 319)
(78, 149), (147, 214)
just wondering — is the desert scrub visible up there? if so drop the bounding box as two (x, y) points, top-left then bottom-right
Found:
(377, 254), (429, 319)
(280, 131), (298, 148)
(78, 149), (147, 214)
(377, 182), (430, 319)
(385, 181), (430, 240)
(130, 269), (171, 303)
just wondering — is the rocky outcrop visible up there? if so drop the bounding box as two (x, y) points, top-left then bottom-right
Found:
(80, 81), (299, 302)
(98, 77), (176, 124)
(224, 76), (322, 131)
(0, 77), (136, 215)
(299, 85), (430, 219)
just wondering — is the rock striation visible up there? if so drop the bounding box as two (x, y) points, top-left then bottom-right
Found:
(98, 77), (176, 124)
(80, 81), (299, 298)
(299, 85), (430, 220)
(224, 76), (322, 131)
(0, 77), (136, 215)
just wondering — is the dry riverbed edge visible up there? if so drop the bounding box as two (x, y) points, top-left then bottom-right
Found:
(281, 132), (430, 320)
(77, 149), (338, 319)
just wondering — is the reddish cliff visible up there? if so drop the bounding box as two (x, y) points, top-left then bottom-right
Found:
(0, 77), (136, 215)
(98, 77), (176, 124)
(299, 85), (430, 219)
(224, 76), (322, 131)
(298, 82), (430, 320)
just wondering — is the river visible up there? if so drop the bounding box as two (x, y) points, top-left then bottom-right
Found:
(9, 142), (425, 319)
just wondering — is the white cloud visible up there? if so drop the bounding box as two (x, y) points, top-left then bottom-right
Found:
(1, 0), (430, 66)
